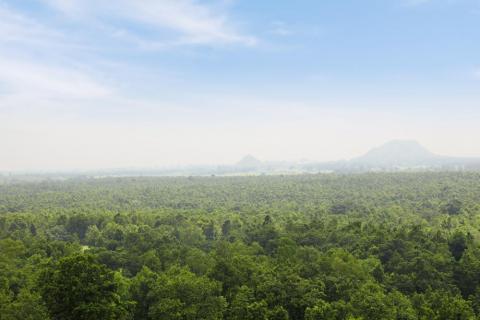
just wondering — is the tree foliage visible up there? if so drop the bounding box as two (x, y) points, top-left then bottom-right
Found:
(1, 173), (480, 319)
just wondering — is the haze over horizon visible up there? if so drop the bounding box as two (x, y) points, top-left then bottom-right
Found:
(1, 0), (480, 171)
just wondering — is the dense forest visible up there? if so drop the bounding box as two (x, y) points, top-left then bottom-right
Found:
(1, 173), (480, 319)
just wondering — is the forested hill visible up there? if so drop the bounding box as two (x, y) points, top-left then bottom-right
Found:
(2, 173), (480, 319)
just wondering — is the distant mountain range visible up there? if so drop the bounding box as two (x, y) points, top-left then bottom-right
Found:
(3, 140), (480, 179)
(227, 140), (480, 174)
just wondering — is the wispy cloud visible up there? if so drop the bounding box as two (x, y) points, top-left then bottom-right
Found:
(474, 69), (480, 80)
(0, 4), (113, 113)
(0, 5), (62, 47)
(0, 0), (257, 117)
(269, 21), (293, 37)
(0, 57), (111, 101)
(41, 0), (257, 47)
(400, 0), (477, 7)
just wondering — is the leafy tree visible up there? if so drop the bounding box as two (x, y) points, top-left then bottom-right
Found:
(0, 289), (50, 320)
(65, 214), (95, 239)
(449, 231), (468, 261)
(148, 266), (226, 320)
(444, 199), (463, 216)
(130, 267), (159, 320)
(221, 220), (232, 238)
(349, 282), (393, 320)
(424, 290), (475, 320)
(39, 254), (130, 320)
(304, 300), (334, 320)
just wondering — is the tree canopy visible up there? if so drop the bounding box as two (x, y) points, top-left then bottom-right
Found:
(1, 172), (480, 319)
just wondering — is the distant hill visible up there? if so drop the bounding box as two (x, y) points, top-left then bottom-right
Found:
(304, 140), (480, 172)
(346, 140), (480, 171)
(236, 155), (263, 168)
(351, 140), (441, 168)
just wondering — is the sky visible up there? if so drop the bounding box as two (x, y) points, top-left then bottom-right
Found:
(1, 0), (480, 171)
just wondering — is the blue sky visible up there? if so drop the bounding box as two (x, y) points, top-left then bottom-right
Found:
(1, 0), (480, 170)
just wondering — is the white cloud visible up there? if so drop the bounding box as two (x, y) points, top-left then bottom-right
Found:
(41, 0), (257, 47)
